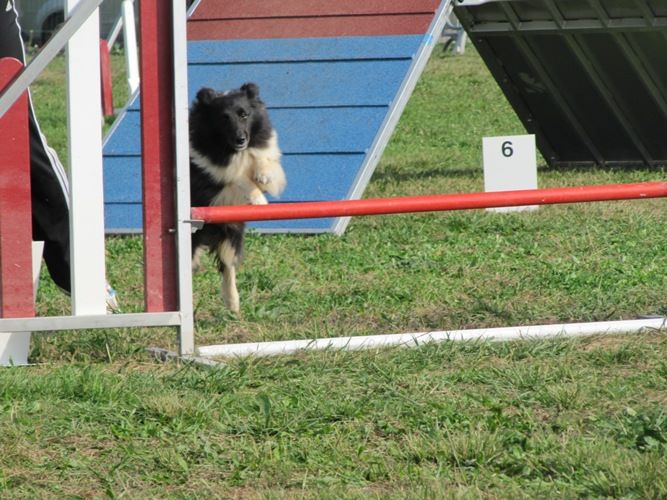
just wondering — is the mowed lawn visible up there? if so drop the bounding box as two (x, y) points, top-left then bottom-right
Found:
(1, 44), (666, 497)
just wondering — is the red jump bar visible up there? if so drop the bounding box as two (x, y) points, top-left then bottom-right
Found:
(191, 181), (667, 224)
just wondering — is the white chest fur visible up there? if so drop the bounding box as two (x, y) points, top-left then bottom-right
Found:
(191, 131), (286, 206)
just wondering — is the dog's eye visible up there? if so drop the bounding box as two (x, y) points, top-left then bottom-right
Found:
(239, 111), (249, 119)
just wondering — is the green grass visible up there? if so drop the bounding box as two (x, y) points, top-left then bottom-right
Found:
(2, 45), (666, 497)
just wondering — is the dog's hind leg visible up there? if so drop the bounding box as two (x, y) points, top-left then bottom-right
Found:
(217, 240), (240, 313)
(222, 266), (239, 313)
(191, 245), (206, 272)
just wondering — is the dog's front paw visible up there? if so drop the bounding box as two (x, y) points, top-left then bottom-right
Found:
(254, 172), (271, 186)
(222, 285), (240, 313)
(252, 166), (286, 197)
(224, 294), (240, 314)
(249, 190), (269, 205)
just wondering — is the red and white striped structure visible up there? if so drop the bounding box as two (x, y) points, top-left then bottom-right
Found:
(0, 0), (194, 365)
(0, 0), (665, 364)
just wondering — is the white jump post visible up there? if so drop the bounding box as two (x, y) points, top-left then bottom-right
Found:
(121, 0), (140, 95)
(105, 0), (139, 95)
(172, 0), (196, 355)
(66, 0), (107, 315)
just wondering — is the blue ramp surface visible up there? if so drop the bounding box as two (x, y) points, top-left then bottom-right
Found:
(103, 3), (449, 233)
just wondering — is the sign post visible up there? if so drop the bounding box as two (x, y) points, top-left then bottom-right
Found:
(483, 134), (538, 213)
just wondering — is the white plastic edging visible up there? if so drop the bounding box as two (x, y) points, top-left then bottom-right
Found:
(196, 317), (667, 358)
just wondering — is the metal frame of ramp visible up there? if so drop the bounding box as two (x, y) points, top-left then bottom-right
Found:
(454, 0), (667, 168)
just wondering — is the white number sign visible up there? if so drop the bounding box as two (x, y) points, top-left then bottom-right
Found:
(483, 134), (538, 213)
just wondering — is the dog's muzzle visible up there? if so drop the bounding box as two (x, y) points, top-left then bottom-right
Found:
(235, 135), (249, 150)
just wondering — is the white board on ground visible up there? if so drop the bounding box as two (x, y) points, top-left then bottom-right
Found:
(483, 134), (537, 213)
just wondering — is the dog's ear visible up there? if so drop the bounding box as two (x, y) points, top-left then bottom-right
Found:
(196, 87), (217, 105)
(241, 82), (259, 100)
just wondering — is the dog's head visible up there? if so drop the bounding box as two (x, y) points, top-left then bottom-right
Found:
(191, 83), (268, 152)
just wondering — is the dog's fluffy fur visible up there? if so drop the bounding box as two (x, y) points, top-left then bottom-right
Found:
(190, 82), (286, 312)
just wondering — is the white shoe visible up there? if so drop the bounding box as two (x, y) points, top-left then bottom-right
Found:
(106, 282), (120, 314)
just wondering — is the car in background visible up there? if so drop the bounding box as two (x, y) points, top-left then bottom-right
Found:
(14, 0), (125, 45)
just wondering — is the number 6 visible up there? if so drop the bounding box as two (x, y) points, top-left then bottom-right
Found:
(502, 141), (514, 158)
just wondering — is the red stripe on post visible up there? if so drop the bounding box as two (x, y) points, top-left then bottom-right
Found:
(99, 39), (114, 118)
(0, 58), (34, 318)
(191, 182), (667, 223)
(188, 15), (435, 40)
(140, 0), (178, 312)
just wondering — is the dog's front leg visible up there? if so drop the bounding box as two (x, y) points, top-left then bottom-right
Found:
(217, 240), (240, 313)
(234, 179), (268, 206)
(248, 132), (286, 197)
(214, 182), (268, 206)
(252, 161), (286, 198)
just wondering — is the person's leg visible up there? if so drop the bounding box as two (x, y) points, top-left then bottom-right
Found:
(2, 2), (120, 311)
(1, 1), (72, 293)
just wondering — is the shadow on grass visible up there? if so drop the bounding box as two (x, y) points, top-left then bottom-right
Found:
(372, 165), (481, 184)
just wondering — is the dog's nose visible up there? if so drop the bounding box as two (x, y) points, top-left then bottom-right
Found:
(236, 136), (246, 145)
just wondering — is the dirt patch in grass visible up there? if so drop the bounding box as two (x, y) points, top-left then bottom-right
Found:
(578, 332), (666, 351)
